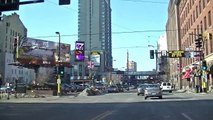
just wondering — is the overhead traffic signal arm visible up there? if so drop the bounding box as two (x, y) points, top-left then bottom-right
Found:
(0, 0), (44, 12)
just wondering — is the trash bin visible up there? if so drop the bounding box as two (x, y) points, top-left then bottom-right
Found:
(53, 90), (57, 96)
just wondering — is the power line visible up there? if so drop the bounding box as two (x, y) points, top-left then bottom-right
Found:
(31, 29), (174, 38)
(120, 0), (168, 4)
(112, 45), (182, 49)
(31, 28), (198, 39)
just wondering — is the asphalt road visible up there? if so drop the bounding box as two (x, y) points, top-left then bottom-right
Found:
(0, 91), (213, 120)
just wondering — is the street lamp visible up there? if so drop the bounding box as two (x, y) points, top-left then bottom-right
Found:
(55, 32), (61, 62)
(55, 32), (61, 96)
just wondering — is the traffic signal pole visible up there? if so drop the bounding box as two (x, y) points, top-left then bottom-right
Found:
(191, 33), (207, 93)
(56, 32), (61, 96)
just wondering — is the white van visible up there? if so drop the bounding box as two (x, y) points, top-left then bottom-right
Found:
(160, 82), (172, 93)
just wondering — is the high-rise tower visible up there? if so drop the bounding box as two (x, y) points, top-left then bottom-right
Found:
(78, 0), (112, 76)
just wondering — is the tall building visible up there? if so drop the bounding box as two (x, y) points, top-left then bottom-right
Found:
(128, 61), (137, 72)
(157, 33), (168, 81)
(78, 0), (112, 77)
(166, 0), (182, 89)
(0, 13), (35, 84)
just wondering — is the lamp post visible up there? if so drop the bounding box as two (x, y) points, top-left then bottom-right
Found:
(55, 32), (61, 96)
(56, 32), (61, 61)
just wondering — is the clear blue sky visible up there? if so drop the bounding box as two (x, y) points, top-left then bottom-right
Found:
(3, 0), (168, 71)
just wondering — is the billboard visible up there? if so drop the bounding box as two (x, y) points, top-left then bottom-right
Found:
(90, 52), (101, 66)
(17, 38), (70, 66)
(75, 41), (85, 62)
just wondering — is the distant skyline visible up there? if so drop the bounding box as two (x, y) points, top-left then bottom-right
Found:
(2, 0), (168, 71)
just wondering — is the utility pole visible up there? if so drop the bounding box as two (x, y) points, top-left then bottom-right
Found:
(55, 32), (61, 96)
(127, 50), (129, 85)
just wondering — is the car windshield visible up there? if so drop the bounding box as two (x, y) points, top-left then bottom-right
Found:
(1, 0), (212, 119)
(146, 84), (159, 88)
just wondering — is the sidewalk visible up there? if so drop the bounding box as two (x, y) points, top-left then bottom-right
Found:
(0, 91), (79, 103)
(0, 95), (78, 103)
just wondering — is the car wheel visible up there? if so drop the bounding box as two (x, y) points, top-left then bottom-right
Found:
(144, 96), (147, 100)
(169, 91), (172, 93)
(159, 96), (163, 99)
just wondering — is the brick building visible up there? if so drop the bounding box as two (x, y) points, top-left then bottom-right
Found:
(167, 0), (213, 90)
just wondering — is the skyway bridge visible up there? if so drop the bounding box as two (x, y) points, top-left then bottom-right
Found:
(120, 71), (160, 84)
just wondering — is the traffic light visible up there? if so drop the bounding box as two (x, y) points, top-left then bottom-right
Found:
(0, 0), (19, 11)
(195, 34), (202, 48)
(58, 66), (64, 78)
(202, 60), (207, 71)
(150, 50), (155, 59)
(59, 0), (70, 5)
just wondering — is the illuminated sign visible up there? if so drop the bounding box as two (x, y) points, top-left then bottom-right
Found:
(168, 50), (185, 58)
(90, 52), (101, 66)
(75, 41), (85, 62)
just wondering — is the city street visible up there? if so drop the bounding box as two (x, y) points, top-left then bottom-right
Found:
(1, 91), (213, 120)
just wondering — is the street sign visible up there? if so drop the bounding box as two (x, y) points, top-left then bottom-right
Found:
(168, 50), (185, 58)
(57, 78), (61, 84)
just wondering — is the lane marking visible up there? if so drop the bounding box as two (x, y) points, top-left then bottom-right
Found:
(91, 110), (116, 120)
(181, 113), (193, 120)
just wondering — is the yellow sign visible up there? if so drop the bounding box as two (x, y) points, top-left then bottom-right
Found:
(168, 50), (185, 58)
(90, 52), (100, 55)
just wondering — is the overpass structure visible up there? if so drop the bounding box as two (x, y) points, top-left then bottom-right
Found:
(121, 71), (161, 84)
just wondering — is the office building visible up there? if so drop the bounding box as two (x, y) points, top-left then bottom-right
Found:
(78, 0), (112, 78)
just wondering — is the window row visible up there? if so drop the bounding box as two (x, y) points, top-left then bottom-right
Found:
(180, 10), (212, 39)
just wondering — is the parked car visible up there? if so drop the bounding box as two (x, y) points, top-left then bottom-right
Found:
(61, 84), (76, 93)
(0, 86), (15, 94)
(160, 82), (172, 93)
(144, 84), (162, 100)
(75, 84), (85, 92)
(95, 83), (106, 91)
(137, 84), (147, 96)
(107, 85), (119, 93)
(116, 84), (124, 92)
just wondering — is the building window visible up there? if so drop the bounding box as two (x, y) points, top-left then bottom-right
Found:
(193, 10), (195, 22)
(203, 0), (205, 9)
(208, 11), (212, 27)
(200, 21), (203, 33)
(204, 16), (207, 30)
(196, 6), (198, 18)
(191, 15), (193, 26)
(199, 1), (202, 14)
(210, 35), (213, 53)
(197, 25), (200, 34)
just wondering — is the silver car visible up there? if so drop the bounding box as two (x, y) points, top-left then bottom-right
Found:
(137, 84), (147, 96)
(144, 84), (162, 100)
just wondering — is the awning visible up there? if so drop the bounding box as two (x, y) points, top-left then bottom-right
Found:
(182, 68), (191, 79)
